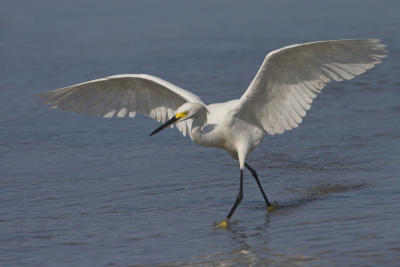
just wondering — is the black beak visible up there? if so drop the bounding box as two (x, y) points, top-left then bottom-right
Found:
(149, 116), (179, 136)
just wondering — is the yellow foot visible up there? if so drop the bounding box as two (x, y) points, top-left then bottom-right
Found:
(214, 220), (229, 229)
(267, 201), (279, 212)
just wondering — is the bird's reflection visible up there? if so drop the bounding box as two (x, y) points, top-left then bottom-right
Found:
(199, 181), (368, 265)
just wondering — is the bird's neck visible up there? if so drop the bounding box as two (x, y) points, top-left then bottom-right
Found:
(190, 123), (203, 143)
(189, 114), (209, 146)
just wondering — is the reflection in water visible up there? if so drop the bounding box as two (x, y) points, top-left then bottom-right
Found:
(182, 182), (368, 266)
(191, 228), (259, 266)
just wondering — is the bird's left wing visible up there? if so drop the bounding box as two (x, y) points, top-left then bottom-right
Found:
(38, 74), (205, 137)
(235, 39), (387, 135)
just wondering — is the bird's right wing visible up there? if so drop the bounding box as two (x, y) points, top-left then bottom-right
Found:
(235, 39), (387, 135)
(38, 74), (205, 137)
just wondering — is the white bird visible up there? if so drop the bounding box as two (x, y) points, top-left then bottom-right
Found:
(39, 39), (387, 227)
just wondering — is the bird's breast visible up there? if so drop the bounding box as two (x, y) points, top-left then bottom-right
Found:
(193, 100), (265, 158)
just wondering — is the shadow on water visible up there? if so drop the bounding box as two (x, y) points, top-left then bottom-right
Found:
(270, 181), (368, 216)
(210, 181), (369, 232)
(169, 181), (369, 266)
(130, 181), (370, 267)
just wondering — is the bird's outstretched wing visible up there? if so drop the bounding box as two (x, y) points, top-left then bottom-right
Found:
(38, 74), (205, 137)
(235, 39), (387, 135)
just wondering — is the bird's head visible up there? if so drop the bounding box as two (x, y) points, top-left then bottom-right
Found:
(149, 102), (208, 136)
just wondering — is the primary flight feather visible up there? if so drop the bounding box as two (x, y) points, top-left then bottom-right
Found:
(39, 39), (387, 226)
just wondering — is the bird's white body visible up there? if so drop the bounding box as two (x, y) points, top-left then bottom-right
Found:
(196, 100), (265, 164)
(39, 39), (387, 221)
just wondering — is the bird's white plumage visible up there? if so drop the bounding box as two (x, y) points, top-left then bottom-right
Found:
(39, 39), (387, 167)
(39, 39), (387, 221)
(235, 39), (387, 135)
(39, 74), (205, 137)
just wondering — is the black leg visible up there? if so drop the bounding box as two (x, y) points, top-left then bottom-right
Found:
(245, 162), (271, 207)
(226, 169), (244, 220)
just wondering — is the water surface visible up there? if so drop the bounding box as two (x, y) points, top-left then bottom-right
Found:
(1, 0), (400, 266)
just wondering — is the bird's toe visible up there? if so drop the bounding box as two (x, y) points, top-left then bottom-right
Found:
(214, 220), (229, 229)
(267, 201), (279, 212)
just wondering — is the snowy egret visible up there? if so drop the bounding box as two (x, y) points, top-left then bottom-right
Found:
(39, 39), (387, 226)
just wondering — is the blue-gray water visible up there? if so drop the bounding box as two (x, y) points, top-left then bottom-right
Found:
(1, 0), (400, 266)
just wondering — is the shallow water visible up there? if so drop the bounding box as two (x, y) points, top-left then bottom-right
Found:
(1, 0), (400, 266)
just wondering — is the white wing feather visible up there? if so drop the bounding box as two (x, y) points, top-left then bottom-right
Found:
(38, 74), (205, 137)
(235, 39), (387, 135)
